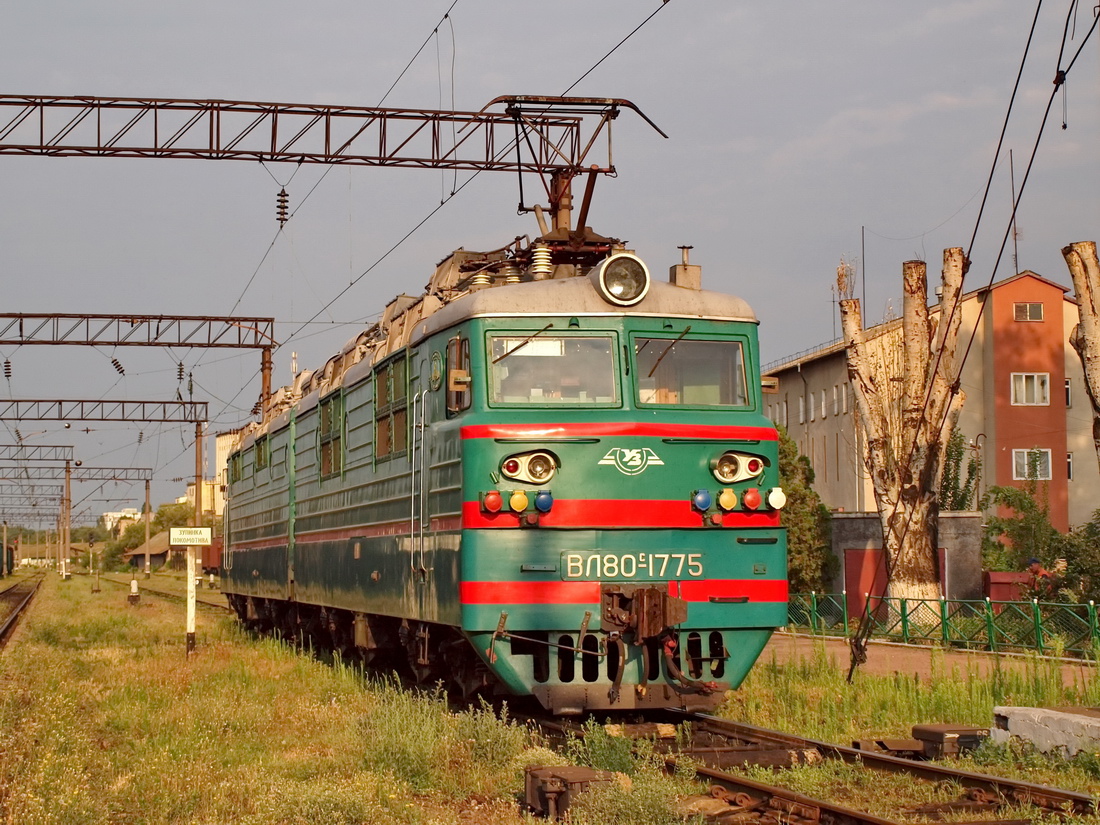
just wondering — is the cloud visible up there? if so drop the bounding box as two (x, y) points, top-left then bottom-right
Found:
(762, 87), (1000, 169)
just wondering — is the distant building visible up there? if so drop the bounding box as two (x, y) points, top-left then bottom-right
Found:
(764, 271), (1097, 532)
(100, 508), (142, 535)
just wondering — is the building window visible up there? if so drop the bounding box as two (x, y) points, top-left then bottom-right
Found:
(319, 391), (345, 477)
(1066, 378), (1072, 407)
(832, 385), (839, 416)
(1011, 373), (1049, 406)
(782, 399), (788, 428)
(1014, 302), (1044, 321)
(1013, 448), (1052, 481)
(1068, 452), (1074, 481)
(842, 385), (848, 414)
(820, 389), (827, 419)
(799, 396), (805, 424)
(809, 394), (815, 422)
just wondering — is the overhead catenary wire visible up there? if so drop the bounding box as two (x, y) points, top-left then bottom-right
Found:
(198, 0), (674, 433)
(192, 0), (469, 401)
(145, 0), (475, 478)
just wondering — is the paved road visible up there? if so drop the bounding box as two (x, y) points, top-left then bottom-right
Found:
(763, 630), (1096, 687)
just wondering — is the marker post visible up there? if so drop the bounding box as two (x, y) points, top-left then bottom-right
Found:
(169, 527), (212, 656)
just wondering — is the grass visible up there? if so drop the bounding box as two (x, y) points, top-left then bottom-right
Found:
(728, 639), (1100, 742)
(0, 575), (698, 824)
(23, 577), (1100, 823)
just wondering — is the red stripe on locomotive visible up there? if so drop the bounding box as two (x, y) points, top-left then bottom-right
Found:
(462, 500), (780, 529)
(461, 578), (788, 605)
(461, 422), (779, 440)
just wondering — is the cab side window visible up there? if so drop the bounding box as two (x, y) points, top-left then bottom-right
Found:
(447, 336), (471, 414)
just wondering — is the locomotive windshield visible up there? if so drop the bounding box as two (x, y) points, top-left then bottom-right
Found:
(634, 337), (749, 407)
(489, 334), (618, 404)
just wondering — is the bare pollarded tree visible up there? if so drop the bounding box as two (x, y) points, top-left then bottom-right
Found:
(1062, 241), (1100, 470)
(838, 248), (967, 600)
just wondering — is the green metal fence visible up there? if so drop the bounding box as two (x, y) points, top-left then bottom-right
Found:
(788, 592), (1100, 659)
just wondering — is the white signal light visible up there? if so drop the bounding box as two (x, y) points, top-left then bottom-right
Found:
(767, 487), (787, 510)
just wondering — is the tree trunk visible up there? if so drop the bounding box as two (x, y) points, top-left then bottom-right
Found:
(838, 248), (966, 603)
(1062, 241), (1100, 471)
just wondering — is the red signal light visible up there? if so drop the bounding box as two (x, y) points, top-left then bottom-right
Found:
(742, 488), (762, 511)
(503, 459), (521, 475)
(483, 490), (503, 513)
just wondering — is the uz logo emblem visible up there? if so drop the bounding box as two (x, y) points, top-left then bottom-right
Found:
(598, 447), (664, 476)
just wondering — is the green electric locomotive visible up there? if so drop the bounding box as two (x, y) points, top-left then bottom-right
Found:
(222, 233), (788, 714)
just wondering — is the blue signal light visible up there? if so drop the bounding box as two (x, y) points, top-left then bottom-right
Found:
(535, 490), (554, 513)
(692, 489), (712, 511)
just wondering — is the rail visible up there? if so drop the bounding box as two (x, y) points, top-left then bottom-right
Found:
(0, 575), (43, 645)
(789, 592), (1100, 659)
(101, 574), (231, 611)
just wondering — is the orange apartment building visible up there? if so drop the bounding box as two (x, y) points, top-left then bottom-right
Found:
(764, 270), (1098, 562)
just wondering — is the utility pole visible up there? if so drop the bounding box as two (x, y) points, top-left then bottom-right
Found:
(186, 421), (202, 655)
(144, 478), (151, 579)
(62, 459), (71, 579)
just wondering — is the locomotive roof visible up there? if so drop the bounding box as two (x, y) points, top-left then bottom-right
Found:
(410, 276), (757, 344)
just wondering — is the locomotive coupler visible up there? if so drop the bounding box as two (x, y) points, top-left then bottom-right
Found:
(601, 584), (688, 641)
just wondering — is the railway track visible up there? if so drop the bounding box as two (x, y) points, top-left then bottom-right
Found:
(100, 574), (231, 611)
(524, 710), (1096, 823)
(0, 575), (44, 648)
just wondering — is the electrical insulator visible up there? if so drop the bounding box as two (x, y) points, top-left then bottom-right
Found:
(111, 358), (125, 375)
(188, 372), (193, 396)
(138, 431), (144, 445)
(177, 362), (185, 381)
(276, 188), (289, 225)
(3, 360), (10, 379)
(14, 429), (21, 442)
(251, 401), (262, 415)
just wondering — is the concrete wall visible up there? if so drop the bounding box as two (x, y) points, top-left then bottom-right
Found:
(830, 510), (983, 602)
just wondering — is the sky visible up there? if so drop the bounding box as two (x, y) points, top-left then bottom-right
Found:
(0, 1), (1098, 516)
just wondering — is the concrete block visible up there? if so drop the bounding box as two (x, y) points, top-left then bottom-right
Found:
(992, 706), (1100, 756)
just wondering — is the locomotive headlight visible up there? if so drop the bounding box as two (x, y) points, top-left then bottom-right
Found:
(500, 450), (558, 484)
(527, 453), (555, 482)
(711, 452), (740, 484)
(590, 253), (650, 306)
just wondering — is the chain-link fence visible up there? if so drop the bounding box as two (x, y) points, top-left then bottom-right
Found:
(788, 593), (1100, 658)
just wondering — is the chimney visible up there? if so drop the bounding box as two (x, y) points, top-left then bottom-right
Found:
(669, 245), (702, 289)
